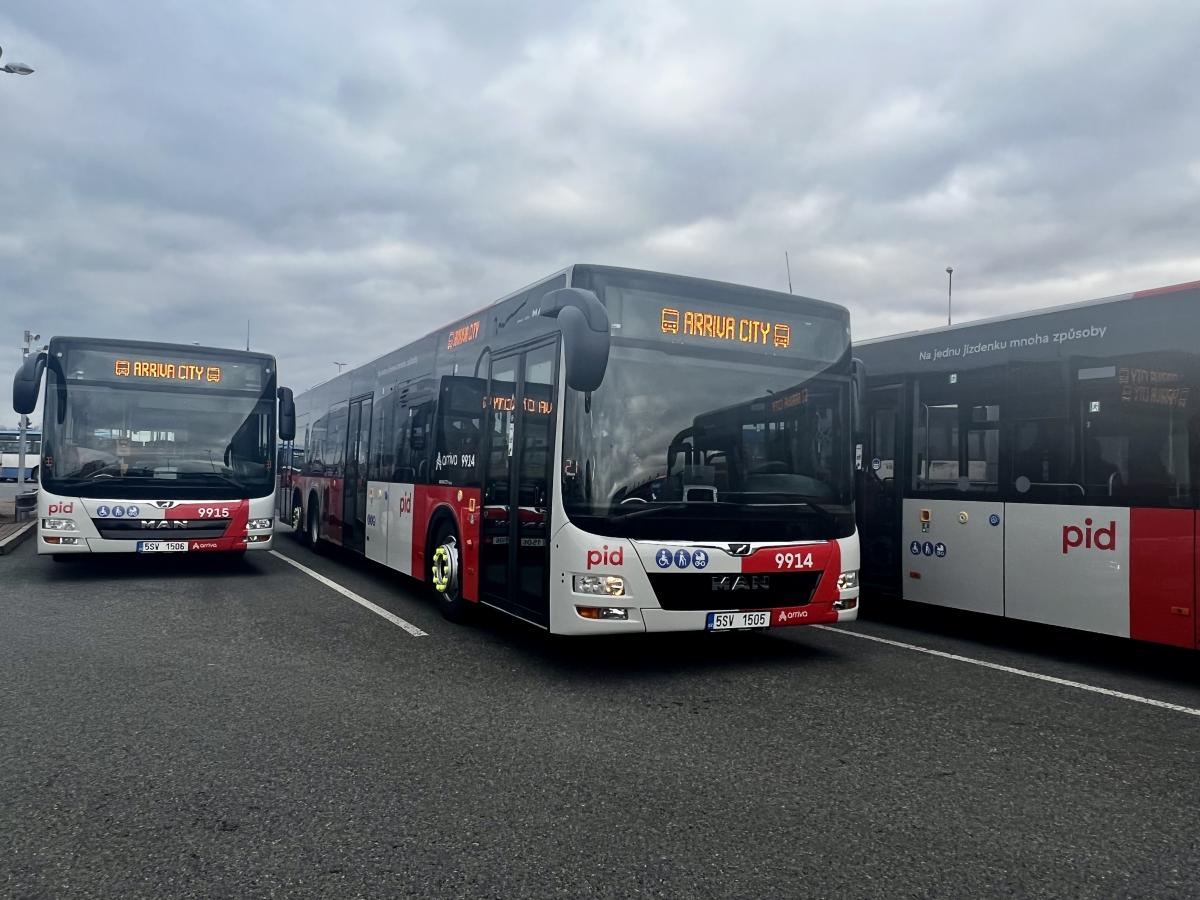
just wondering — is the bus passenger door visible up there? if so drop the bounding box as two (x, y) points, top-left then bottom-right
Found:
(480, 342), (558, 627)
(481, 357), (519, 608)
(860, 385), (902, 589)
(342, 394), (372, 555)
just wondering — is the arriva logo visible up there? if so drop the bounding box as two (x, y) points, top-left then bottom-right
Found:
(776, 608), (809, 624)
(1062, 519), (1117, 555)
(586, 545), (624, 570)
(48, 502), (74, 515)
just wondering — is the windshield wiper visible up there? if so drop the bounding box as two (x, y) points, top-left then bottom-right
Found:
(607, 501), (740, 522)
(172, 472), (248, 492)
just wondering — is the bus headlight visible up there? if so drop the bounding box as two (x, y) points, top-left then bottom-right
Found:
(248, 518), (273, 530)
(41, 518), (78, 531)
(836, 570), (859, 591)
(573, 574), (626, 597)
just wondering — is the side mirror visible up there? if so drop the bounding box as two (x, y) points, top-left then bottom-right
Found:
(539, 287), (610, 392)
(851, 357), (866, 437)
(13, 350), (46, 416)
(277, 386), (296, 441)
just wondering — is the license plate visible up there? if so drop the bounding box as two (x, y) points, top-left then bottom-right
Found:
(137, 541), (188, 553)
(707, 611), (771, 631)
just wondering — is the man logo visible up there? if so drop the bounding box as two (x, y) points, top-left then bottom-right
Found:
(711, 575), (770, 592)
(727, 543), (751, 556)
(152, 501), (177, 509)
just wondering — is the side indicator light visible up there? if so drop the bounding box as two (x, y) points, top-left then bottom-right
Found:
(909, 571), (922, 579)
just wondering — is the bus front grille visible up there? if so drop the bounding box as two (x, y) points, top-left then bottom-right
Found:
(646, 572), (822, 611)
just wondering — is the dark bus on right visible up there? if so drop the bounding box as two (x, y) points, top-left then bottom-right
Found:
(855, 279), (1200, 649)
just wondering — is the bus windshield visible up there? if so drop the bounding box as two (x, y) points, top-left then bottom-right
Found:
(562, 343), (853, 541)
(42, 348), (276, 499)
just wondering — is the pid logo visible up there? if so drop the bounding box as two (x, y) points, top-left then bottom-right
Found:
(398, 494), (413, 515)
(587, 545), (624, 570)
(1062, 519), (1117, 555)
(48, 502), (74, 515)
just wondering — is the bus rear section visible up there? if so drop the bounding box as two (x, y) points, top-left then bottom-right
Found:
(286, 265), (861, 634)
(12, 337), (295, 558)
(856, 279), (1200, 649)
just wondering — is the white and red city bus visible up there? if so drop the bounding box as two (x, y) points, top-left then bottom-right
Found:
(280, 265), (862, 634)
(12, 336), (296, 559)
(856, 279), (1200, 649)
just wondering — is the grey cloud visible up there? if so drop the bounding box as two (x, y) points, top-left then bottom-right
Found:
(2, 0), (1200, 402)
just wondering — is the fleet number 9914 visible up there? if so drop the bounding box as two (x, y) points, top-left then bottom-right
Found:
(775, 551), (814, 569)
(196, 507), (231, 518)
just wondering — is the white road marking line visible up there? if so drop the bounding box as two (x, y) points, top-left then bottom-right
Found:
(813, 625), (1200, 718)
(269, 550), (428, 638)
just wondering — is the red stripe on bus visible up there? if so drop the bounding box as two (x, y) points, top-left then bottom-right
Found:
(738, 541), (842, 603)
(1128, 508), (1194, 648)
(223, 499), (249, 545)
(414, 485), (482, 602)
(1132, 280), (1200, 299)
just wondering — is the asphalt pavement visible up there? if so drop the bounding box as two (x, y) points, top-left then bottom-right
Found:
(2, 533), (1199, 899)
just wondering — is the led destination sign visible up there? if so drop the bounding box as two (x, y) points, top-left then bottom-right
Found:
(115, 359), (222, 383)
(612, 291), (847, 363)
(661, 307), (792, 349)
(65, 347), (268, 392)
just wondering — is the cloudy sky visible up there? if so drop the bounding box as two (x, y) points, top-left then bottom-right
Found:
(3, 0), (1199, 398)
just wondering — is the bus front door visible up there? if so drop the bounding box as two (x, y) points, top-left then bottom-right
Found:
(480, 341), (559, 627)
(861, 385), (902, 589)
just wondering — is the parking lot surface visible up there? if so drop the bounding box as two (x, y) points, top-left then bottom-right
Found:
(3, 533), (1199, 898)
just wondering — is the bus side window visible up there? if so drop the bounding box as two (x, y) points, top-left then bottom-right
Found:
(1075, 358), (1193, 506)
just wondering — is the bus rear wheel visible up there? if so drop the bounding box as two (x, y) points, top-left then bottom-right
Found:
(305, 503), (323, 552)
(430, 523), (472, 624)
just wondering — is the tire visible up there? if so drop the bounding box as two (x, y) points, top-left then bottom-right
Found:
(305, 502), (323, 552)
(289, 492), (305, 541)
(429, 521), (473, 624)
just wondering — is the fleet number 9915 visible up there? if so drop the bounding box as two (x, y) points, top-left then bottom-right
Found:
(196, 507), (231, 518)
(775, 551), (814, 569)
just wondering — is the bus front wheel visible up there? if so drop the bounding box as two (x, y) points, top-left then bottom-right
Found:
(290, 493), (304, 540)
(429, 523), (472, 624)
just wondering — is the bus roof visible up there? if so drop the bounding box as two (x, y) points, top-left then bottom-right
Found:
(301, 264), (850, 394)
(48, 335), (276, 361)
(856, 279), (1200, 348)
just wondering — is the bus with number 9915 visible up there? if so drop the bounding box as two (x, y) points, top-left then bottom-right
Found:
(12, 336), (296, 560)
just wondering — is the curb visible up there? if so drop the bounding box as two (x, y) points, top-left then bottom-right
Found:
(0, 521), (36, 556)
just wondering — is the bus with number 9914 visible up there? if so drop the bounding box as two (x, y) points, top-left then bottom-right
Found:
(280, 265), (863, 635)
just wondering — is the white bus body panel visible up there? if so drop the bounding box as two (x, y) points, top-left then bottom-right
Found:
(380, 481), (416, 576)
(36, 487), (275, 554)
(546, 517), (860, 635)
(1004, 504), (1130, 637)
(902, 498), (1004, 615)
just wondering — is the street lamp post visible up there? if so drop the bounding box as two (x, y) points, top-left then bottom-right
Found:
(18, 330), (40, 484)
(0, 46), (35, 75)
(946, 266), (954, 326)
